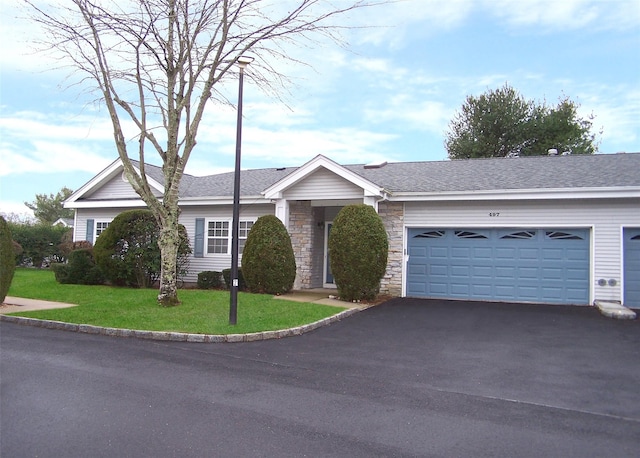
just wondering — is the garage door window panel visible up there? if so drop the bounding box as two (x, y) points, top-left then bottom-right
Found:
(546, 230), (584, 240)
(501, 230), (536, 239)
(455, 230), (488, 239)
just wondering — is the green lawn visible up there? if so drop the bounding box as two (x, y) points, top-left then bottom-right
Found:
(5, 269), (346, 334)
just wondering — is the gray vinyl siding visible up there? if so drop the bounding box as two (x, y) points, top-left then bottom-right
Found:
(179, 204), (275, 283)
(86, 174), (162, 199)
(74, 207), (136, 242)
(404, 198), (640, 304)
(75, 204), (274, 284)
(283, 168), (364, 200)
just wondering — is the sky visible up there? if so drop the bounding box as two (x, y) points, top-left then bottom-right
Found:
(1, 0), (639, 218)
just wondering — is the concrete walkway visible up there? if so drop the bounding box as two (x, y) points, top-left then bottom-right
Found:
(273, 288), (365, 308)
(1, 296), (79, 314)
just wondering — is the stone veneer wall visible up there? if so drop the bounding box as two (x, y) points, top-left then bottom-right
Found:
(378, 201), (404, 296)
(311, 207), (325, 288)
(288, 201), (314, 289)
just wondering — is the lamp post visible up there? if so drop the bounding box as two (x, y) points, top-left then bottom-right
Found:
(230, 55), (253, 325)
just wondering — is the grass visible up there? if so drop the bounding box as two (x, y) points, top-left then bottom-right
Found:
(5, 268), (347, 335)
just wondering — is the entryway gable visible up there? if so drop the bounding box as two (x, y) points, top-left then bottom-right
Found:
(283, 167), (365, 200)
(262, 154), (385, 200)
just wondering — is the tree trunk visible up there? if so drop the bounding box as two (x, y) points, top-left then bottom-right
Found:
(157, 214), (180, 307)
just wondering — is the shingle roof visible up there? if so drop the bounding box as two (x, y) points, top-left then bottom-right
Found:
(345, 153), (640, 193)
(134, 153), (640, 198)
(180, 167), (297, 197)
(130, 160), (296, 197)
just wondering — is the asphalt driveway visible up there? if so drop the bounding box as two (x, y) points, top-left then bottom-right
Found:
(2, 298), (639, 457)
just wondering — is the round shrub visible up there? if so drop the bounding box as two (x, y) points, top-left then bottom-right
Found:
(94, 210), (191, 288)
(0, 216), (16, 303)
(197, 271), (223, 289)
(53, 248), (104, 285)
(241, 215), (296, 294)
(222, 268), (247, 291)
(328, 204), (388, 301)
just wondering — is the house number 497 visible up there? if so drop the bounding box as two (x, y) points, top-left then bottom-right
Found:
(489, 212), (500, 217)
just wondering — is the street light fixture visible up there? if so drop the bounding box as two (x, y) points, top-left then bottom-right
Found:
(229, 55), (253, 325)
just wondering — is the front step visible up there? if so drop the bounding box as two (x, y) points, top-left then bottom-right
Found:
(594, 301), (637, 320)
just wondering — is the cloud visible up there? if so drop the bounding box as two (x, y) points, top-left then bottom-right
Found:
(484, 0), (640, 32)
(0, 139), (112, 177)
(364, 97), (452, 134)
(0, 200), (34, 218)
(576, 86), (640, 151)
(184, 125), (398, 176)
(0, 111), (114, 142)
(351, 0), (473, 47)
(241, 126), (398, 165)
(349, 0), (640, 51)
(0, 109), (128, 176)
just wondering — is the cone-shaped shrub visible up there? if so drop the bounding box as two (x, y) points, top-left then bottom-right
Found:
(241, 215), (296, 294)
(0, 216), (16, 303)
(328, 204), (388, 301)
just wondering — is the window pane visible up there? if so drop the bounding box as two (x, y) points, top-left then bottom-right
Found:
(208, 221), (229, 237)
(207, 238), (228, 254)
(239, 221), (253, 238)
(96, 221), (110, 236)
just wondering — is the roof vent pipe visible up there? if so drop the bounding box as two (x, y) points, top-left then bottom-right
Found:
(548, 148), (558, 156)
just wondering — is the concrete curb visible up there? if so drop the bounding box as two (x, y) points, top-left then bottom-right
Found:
(0, 307), (366, 343)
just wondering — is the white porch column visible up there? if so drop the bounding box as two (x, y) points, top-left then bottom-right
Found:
(274, 199), (289, 228)
(363, 195), (379, 211)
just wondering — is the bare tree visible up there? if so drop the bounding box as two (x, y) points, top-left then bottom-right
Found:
(26, 0), (382, 306)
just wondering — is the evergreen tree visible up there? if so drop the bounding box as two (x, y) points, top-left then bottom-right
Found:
(445, 84), (598, 159)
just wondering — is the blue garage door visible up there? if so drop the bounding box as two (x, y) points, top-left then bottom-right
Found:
(407, 228), (590, 304)
(623, 228), (640, 309)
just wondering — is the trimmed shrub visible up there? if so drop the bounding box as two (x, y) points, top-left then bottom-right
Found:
(328, 204), (388, 301)
(197, 271), (223, 289)
(222, 268), (247, 291)
(12, 240), (23, 257)
(58, 240), (93, 261)
(0, 216), (16, 303)
(241, 215), (296, 294)
(93, 210), (191, 288)
(52, 248), (104, 285)
(8, 222), (70, 267)
(51, 263), (70, 284)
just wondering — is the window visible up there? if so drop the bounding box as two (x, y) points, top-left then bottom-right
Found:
(546, 230), (583, 240)
(207, 221), (229, 254)
(414, 230), (445, 239)
(455, 230), (488, 239)
(95, 221), (111, 239)
(501, 230), (536, 240)
(206, 220), (254, 255)
(238, 221), (254, 253)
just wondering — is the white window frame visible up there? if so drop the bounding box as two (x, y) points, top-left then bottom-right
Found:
(237, 220), (254, 254)
(205, 219), (254, 256)
(95, 220), (112, 241)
